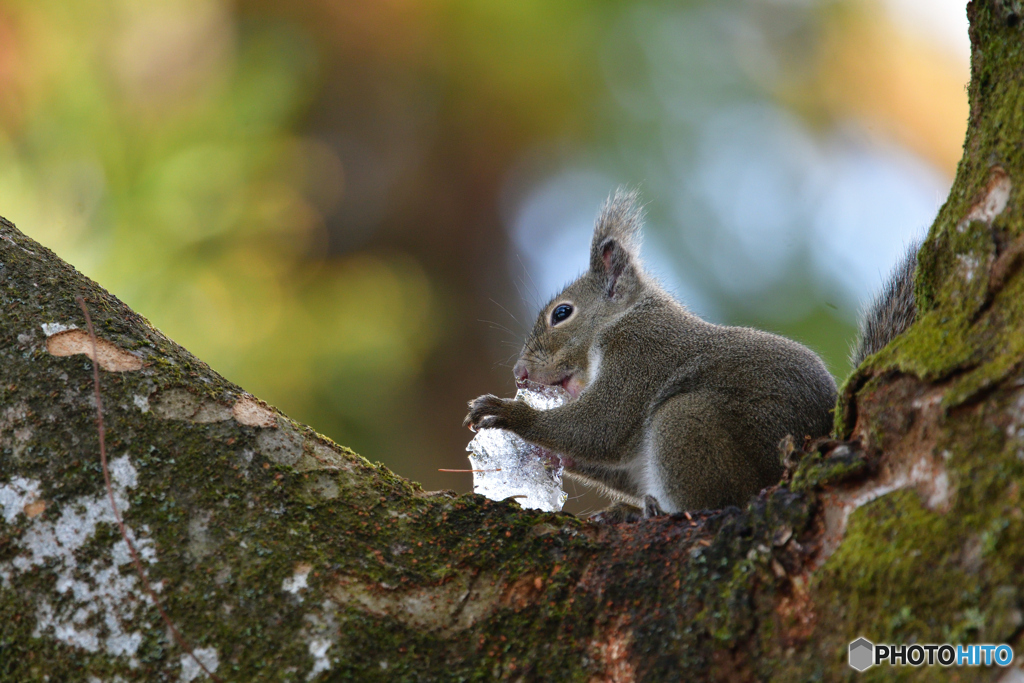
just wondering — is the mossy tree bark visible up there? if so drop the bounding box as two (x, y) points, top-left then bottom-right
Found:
(1, 1), (1023, 681)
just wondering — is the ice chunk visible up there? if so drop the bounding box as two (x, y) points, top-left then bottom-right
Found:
(467, 382), (569, 512)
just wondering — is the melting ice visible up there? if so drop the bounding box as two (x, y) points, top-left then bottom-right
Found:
(466, 382), (569, 512)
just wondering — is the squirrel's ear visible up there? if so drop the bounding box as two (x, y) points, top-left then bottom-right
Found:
(589, 189), (643, 297)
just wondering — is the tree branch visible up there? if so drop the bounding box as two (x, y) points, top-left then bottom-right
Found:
(0, 1), (1022, 680)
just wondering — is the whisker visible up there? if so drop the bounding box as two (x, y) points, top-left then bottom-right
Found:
(515, 252), (544, 310)
(488, 298), (523, 329)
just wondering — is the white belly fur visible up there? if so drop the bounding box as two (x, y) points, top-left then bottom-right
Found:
(641, 435), (679, 513)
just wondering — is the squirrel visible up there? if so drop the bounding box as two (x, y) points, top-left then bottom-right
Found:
(850, 242), (918, 367)
(464, 190), (916, 518)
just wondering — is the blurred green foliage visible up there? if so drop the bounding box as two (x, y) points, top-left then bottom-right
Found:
(0, 0), (438, 458)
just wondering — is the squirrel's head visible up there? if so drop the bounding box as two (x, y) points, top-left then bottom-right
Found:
(514, 189), (646, 398)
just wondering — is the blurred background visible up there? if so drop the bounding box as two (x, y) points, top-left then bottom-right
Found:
(0, 0), (968, 513)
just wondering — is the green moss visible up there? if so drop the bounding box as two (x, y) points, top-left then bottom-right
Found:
(817, 489), (973, 642)
(789, 447), (869, 493)
(808, 376), (1024, 681)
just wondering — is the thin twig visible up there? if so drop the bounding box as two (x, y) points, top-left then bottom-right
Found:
(437, 468), (501, 473)
(77, 296), (220, 682)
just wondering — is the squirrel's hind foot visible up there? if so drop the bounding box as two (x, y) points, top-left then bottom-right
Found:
(588, 495), (666, 524)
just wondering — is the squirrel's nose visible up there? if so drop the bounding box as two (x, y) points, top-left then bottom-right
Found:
(513, 362), (529, 385)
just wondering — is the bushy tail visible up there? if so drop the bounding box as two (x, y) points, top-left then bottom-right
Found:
(851, 243), (919, 367)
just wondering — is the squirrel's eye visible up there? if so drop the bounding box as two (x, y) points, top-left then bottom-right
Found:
(550, 303), (574, 325)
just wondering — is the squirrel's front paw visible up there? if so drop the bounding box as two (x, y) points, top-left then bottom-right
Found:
(464, 394), (519, 431)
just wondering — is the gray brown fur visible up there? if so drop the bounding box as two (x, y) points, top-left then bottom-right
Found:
(465, 190), (837, 513)
(850, 243), (918, 367)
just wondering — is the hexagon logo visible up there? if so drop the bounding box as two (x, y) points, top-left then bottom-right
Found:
(849, 637), (874, 671)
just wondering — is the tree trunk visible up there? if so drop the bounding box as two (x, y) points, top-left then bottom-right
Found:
(1, 1), (1023, 680)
